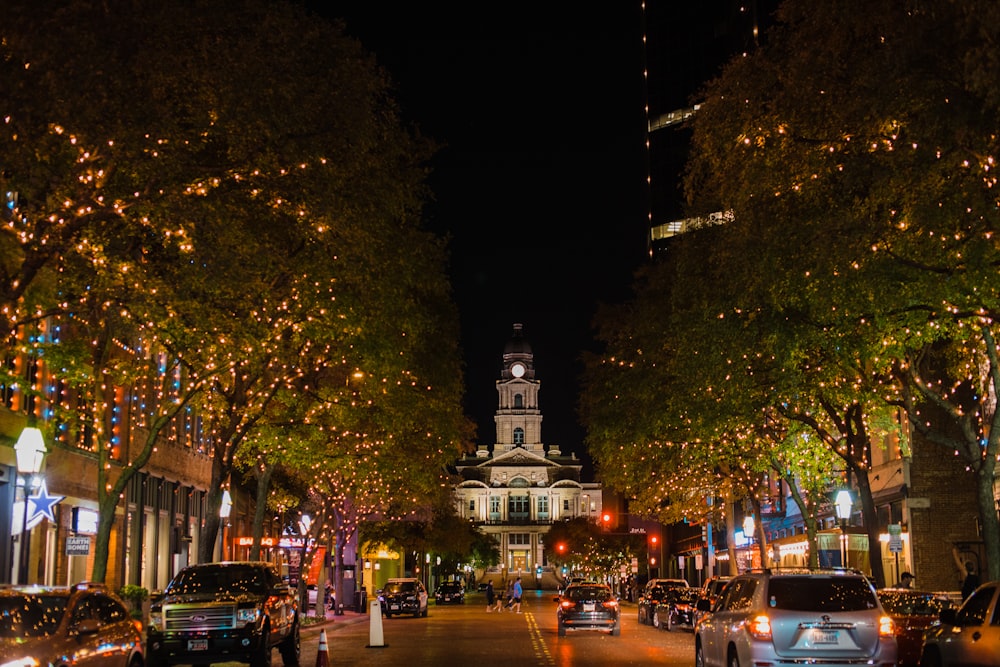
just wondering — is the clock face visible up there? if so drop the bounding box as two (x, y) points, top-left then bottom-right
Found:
(511, 362), (526, 378)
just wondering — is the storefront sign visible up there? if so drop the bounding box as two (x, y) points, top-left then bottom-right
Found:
(66, 536), (90, 556)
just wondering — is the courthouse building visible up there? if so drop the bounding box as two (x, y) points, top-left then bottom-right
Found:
(453, 324), (603, 585)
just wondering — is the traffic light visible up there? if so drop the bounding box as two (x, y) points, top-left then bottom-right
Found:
(649, 534), (659, 547)
(557, 542), (566, 555)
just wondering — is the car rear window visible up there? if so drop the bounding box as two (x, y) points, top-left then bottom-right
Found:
(0, 595), (67, 637)
(767, 577), (878, 612)
(878, 592), (950, 616)
(568, 586), (612, 602)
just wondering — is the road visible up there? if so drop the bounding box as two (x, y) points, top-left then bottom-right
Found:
(295, 591), (695, 667)
(165, 591), (696, 667)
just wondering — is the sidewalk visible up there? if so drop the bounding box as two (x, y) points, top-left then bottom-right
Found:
(303, 604), (369, 630)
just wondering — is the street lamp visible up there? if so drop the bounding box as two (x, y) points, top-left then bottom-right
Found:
(219, 489), (232, 561)
(743, 515), (755, 571)
(835, 489), (853, 568)
(14, 426), (47, 584)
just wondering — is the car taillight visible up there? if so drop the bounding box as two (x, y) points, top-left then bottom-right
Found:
(748, 614), (772, 639)
(879, 615), (894, 638)
(560, 600), (575, 609)
(602, 600), (619, 609)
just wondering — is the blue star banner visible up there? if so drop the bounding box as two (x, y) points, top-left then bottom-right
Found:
(27, 481), (64, 527)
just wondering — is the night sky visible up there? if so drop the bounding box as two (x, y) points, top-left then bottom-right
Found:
(310, 2), (782, 472)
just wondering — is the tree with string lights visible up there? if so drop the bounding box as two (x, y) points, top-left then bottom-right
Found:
(683, 0), (1000, 578)
(0, 0), (468, 584)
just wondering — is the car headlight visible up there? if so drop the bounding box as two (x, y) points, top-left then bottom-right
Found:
(0, 657), (41, 667)
(237, 607), (261, 625)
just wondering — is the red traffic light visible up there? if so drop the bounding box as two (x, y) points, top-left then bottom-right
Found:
(649, 535), (659, 545)
(557, 543), (566, 553)
(602, 512), (612, 523)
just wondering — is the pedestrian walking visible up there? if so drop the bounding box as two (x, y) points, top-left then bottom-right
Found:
(512, 576), (523, 613)
(485, 581), (495, 612)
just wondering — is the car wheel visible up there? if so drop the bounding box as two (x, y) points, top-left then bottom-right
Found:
(665, 610), (673, 632)
(146, 653), (166, 667)
(727, 647), (741, 667)
(611, 623), (621, 636)
(652, 610), (660, 629)
(558, 622), (567, 637)
(695, 641), (706, 667)
(278, 620), (300, 665)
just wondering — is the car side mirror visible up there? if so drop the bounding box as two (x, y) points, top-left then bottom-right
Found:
(74, 619), (101, 636)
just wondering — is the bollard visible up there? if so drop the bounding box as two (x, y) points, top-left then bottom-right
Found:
(336, 602), (344, 616)
(315, 629), (330, 667)
(366, 598), (388, 648)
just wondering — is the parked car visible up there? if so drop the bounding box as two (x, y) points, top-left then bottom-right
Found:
(693, 575), (732, 625)
(434, 581), (465, 605)
(638, 583), (674, 625)
(378, 577), (428, 618)
(0, 582), (145, 667)
(655, 586), (698, 631)
(645, 577), (690, 592)
(920, 580), (999, 667)
(694, 568), (896, 667)
(876, 588), (952, 667)
(477, 582), (491, 592)
(146, 561), (299, 667)
(555, 582), (621, 636)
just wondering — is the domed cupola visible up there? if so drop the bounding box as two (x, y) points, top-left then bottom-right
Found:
(502, 323), (534, 380)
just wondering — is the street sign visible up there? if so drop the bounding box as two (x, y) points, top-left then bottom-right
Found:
(888, 524), (903, 553)
(65, 536), (90, 556)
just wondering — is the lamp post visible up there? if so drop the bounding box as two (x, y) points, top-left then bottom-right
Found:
(219, 489), (232, 561)
(743, 515), (756, 571)
(835, 489), (853, 568)
(14, 426), (47, 585)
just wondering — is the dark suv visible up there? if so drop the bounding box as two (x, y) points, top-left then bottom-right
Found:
(378, 578), (428, 617)
(695, 568), (896, 667)
(146, 561), (299, 667)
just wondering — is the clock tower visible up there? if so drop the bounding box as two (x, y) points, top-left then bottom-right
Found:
(496, 323), (547, 455)
(453, 323), (603, 589)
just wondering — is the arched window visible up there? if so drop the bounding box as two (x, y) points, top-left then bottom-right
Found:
(513, 427), (525, 445)
(514, 393), (523, 408)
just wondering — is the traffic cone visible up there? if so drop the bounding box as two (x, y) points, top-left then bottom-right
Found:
(315, 629), (330, 667)
(366, 598), (388, 648)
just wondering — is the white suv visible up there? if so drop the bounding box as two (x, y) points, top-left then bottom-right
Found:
(695, 568), (896, 667)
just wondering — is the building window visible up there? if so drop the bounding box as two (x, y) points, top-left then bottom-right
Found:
(508, 495), (530, 521)
(514, 393), (523, 408)
(563, 499), (570, 512)
(537, 496), (549, 520)
(468, 499), (476, 513)
(513, 427), (524, 445)
(509, 533), (530, 545)
(489, 496), (501, 520)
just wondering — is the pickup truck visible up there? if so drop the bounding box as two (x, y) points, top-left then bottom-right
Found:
(146, 561), (299, 667)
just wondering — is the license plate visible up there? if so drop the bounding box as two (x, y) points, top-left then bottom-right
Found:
(583, 602), (595, 612)
(188, 639), (208, 651)
(390, 604), (400, 610)
(814, 630), (838, 644)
